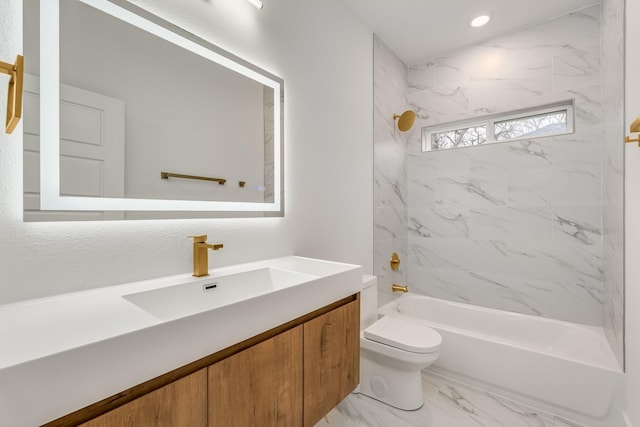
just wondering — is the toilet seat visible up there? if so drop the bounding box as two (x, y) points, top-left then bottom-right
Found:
(364, 315), (442, 354)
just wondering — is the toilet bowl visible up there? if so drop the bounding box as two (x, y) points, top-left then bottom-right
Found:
(357, 275), (442, 410)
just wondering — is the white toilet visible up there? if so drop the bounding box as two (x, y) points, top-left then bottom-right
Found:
(357, 275), (442, 410)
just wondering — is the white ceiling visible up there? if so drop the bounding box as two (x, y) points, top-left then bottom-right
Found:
(340, 0), (599, 65)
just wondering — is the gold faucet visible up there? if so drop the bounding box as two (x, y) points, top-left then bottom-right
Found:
(392, 284), (408, 293)
(190, 235), (223, 277)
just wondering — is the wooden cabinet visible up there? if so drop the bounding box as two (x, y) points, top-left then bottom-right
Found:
(79, 369), (207, 427)
(208, 326), (303, 427)
(303, 300), (360, 427)
(48, 295), (359, 427)
(208, 300), (359, 427)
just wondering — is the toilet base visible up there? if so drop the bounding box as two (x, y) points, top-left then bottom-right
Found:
(357, 355), (425, 410)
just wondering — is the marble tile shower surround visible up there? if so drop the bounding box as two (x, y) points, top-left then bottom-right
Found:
(317, 371), (587, 427)
(373, 35), (409, 307)
(403, 4), (620, 328)
(600, 0), (625, 369)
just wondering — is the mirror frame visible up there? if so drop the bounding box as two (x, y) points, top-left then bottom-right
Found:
(38, 0), (283, 214)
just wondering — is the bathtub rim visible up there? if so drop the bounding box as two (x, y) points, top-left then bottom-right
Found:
(379, 294), (623, 373)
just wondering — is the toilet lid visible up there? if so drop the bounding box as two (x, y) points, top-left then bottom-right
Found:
(364, 315), (442, 354)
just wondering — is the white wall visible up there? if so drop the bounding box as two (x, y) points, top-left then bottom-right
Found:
(625, 0), (640, 422)
(0, 0), (373, 304)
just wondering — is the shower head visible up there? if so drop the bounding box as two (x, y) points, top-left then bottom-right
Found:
(393, 110), (416, 132)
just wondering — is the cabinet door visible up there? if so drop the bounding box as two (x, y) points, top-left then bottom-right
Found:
(303, 299), (360, 427)
(79, 368), (207, 427)
(208, 325), (303, 427)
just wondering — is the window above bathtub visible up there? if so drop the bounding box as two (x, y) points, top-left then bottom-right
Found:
(422, 101), (574, 152)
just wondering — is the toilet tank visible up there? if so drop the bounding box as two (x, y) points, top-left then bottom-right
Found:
(361, 275), (378, 330)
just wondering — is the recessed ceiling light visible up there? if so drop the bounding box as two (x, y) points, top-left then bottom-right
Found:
(247, 0), (263, 10)
(470, 14), (491, 28)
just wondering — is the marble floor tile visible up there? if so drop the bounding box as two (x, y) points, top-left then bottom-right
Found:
(315, 371), (584, 427)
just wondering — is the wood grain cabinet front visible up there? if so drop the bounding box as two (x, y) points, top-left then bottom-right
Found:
(78, 368), (207, 427)
(208, 325), (303, 427)
(47, 295), (359, 427)
(303, 299), (360, 427)
(208, 300), (360, 427)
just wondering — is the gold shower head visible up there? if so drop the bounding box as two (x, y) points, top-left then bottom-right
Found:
(393, 110), (416, 132)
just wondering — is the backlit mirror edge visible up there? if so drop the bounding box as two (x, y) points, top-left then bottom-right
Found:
(38, 0), (284, 216)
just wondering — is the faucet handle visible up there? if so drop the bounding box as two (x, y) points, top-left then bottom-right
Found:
(188, 235), (208, 243)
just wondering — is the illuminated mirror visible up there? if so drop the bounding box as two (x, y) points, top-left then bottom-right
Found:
(23, 0), (283, 220)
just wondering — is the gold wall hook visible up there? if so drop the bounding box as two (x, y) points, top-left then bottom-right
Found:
(625, 135), (639, 146)
(625, 116), (640, 147)
(390, 252), (400, 271)
(0, 55), (24, 134)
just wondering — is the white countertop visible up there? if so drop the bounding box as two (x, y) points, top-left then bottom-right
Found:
(0, 256), (361, 426)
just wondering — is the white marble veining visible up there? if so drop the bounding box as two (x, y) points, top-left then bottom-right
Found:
(553, 206), (602, 245)
(600, 0), (625, 368)
(375, 207), (408, 241)
(469, 205), (553, 242)
(373, 35), (410, 305)
(553, 48), (601, 93)
(374, 1), (623, 363)
(402, 4), (616, 327)
(409, 203), (469, 239)
(316, 371), (586, 427)
(263, 88), (275, 203)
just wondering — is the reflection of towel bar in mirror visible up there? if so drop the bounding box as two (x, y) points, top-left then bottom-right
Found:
(160, 172), (226, 185)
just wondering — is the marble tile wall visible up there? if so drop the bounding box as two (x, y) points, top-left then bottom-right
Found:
(263, 86), (285, 215)
(405, 5), (612, 327)
(601, 0), (625, 368)
(373, 35), (409, 306)
(264, 86), (275, 204)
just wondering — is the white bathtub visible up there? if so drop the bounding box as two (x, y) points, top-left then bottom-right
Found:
(379, 294), (623, 419)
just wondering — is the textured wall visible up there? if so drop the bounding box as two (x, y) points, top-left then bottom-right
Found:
(0, 0), (373, 304)
(372, 35), (409, 306)
(406, 5), (611, 326)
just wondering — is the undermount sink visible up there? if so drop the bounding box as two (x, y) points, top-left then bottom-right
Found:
(123, 267), (318, 321)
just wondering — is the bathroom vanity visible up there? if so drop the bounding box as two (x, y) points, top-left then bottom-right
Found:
(59, 296), (359, 427)
(0, 256), (362, 426)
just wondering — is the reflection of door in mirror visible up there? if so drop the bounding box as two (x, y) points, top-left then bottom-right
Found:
(23, 75), (125, 221)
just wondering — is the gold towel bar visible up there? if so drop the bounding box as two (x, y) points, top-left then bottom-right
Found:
(0, 55), (24, 134)
(160, 172), (226, 185)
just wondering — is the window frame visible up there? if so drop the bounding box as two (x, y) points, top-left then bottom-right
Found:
(421, 101), (575, 152)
